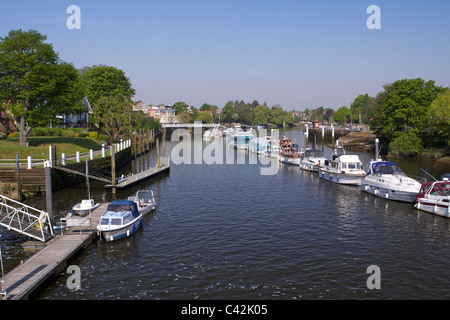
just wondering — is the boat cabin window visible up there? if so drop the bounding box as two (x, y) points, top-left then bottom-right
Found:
(341, 163), (347, 169)
(123, 215), (132, 224)
(348, 163), (362, 169)
(100, 218), (109, 225)
(419, 185), (431, 196)
(110, 218), (122, 225)
(430, 184), (450, 196)
(372, 163), (402, 175)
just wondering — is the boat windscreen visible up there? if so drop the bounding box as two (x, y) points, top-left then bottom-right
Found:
(107, 204), (135, 212)
(305, 150), (322, 158)
(372, 162), (402, 174)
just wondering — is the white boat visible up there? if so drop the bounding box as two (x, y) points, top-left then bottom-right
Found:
(72, 199), (101, 216)
(361, 160), (423, 202)
(318, 154), (366, 185)
(415, 175), (450, 218)
(97, 200), (143, 242)
(228, 130), (255, 150)
(248, 137), (269, 154)
(299, 149), (327, 172)
(128, 190), (156, 215)
(203, 129), (212, 141)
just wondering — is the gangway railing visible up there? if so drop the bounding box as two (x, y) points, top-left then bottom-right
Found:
(0, 195), (54, 242)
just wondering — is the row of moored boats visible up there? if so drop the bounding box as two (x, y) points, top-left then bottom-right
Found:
(225, 127), (450, 219)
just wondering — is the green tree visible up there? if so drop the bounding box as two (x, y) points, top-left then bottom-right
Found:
(0, 29), (85, 145)
(428, 90), (450, 144)
(377, 78), (446, 141)
(93, 94), (136, 143)
(253, 104), (271, 125)
(199, 103), (211, 111)
(333, 106), (352, 124)
(351, 94), (374, 124)
(81, 65), (135, 106)
(196, 111), (213, 124)
(173, 101), (189, 115)
(221, 101), (234, 123)
(389, 131), (422, 157)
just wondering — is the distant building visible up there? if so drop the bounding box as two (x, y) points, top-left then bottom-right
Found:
(57, 97), (93, 128)
(133, 101), (177, 124)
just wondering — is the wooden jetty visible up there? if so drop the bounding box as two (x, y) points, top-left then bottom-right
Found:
(0, 203), (107, 300)
(105, 157), (170, 191)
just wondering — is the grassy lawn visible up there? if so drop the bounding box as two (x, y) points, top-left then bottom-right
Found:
(0, 137), (107, 160)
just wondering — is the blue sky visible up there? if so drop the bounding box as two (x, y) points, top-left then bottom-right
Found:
(1, 0), (449, 110)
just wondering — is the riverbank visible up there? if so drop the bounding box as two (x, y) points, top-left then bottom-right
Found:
(337, 131), (449, 161)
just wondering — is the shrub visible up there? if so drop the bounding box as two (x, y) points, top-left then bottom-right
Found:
(98, 134), (109, 142)
(33, 128), (45, 137)
(89, 131), (99, 139)
(389, 131), (422, 157)
(0, 132), (7, 139)
(79, 132), (88, 138)
(7, 132), (18, 138)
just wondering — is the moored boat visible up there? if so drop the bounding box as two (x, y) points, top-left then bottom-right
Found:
(128, 190), (156, 215)
(72, 199), (101, 216)
(299, 149), (327, 172)
(415, 175), (450, 218)
(361, 160), (423, 202)
(278, 137), (301, 165)
(97, 200), (143, 242)
(228, 129), (255, 150)
(318, 154), (366, 185)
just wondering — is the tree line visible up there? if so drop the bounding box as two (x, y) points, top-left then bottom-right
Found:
(173, 100), (296, 127)
(0, 29), (158, 146)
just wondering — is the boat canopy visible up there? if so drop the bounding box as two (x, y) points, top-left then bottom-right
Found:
(304, 149), (323, 158)
(106, 200), (139, 219)
(371, 161), (403, 175)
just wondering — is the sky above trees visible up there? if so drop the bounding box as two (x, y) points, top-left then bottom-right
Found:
(1, 0), (449, 110)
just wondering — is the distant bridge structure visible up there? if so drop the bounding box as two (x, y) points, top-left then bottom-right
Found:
(162, 123), (216, 129)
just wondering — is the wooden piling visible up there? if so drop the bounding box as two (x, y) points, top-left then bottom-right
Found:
(111, 144), (116, 194)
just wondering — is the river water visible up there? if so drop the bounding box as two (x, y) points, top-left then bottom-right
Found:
(1, 128), (450, 300)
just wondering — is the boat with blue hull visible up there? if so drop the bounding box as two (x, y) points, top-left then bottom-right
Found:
(97, 200), (143, 242)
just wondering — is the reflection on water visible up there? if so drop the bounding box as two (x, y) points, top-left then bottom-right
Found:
(1, 128), (450, 299)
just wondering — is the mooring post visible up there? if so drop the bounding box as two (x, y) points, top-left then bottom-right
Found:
(16, 154), (22, 202)
(111, 144), (116, 194)
(156, 138), (160, 168)
(163, 128), (166, 157)
(44, 160), (53, 225)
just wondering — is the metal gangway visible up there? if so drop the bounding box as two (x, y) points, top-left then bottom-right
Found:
(0, 195), (54, 243)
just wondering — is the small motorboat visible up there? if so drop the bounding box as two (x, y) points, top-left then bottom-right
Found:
(97, 200), (143, 242)
(128, 190), (156, 215)
(72, 199), (101, 216)
(299, 149), (327, 172)
(415, 175), (450, 218)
